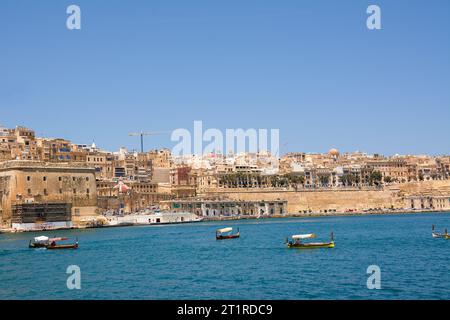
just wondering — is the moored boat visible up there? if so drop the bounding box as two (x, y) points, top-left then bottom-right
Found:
(216, 227), (240, 240)
(432, 225), (449, 239)
(286, 232), (335, 249)
(29, 237), (79, 249)
(46, 237), (79, 249)
(29, 236), (69, 248)
(104, 212), (203, 227)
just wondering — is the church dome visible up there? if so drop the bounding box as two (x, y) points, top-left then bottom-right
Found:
(328, 148), (340, 156)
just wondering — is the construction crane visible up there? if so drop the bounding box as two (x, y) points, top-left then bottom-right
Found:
(128, 131), (170, 153)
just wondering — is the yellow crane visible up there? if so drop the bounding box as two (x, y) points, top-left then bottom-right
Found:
(128, 131), (170, 153)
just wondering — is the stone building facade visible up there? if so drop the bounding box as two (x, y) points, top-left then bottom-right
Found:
(405, 195), (450, 211)
(162, 198), (288, 217)
(0, 160), (99, 230)
(96, 180), (172, 213)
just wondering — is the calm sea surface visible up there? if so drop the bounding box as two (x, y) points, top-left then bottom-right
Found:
(1, 213), (450, 300)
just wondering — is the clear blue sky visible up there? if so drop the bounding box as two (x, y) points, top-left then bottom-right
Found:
(1, 0), (449, 155)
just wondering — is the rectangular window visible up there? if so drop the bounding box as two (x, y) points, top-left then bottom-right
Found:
(27, 189), (32, 195)
(59, 188), (63, 194)
(27, 176), (31, 181)
(73, 189), (77, 194)
(43, 176), (47, 181)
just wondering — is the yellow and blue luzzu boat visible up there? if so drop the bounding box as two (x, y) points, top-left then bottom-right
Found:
(286, 233), (335, 249)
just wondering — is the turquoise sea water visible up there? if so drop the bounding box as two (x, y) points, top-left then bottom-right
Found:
(1, 213), (450, 300)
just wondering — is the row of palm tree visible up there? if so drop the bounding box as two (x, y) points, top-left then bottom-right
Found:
(218, 173), (306, 189)
(340, 171), (383, 186)
(217, 170), (385, 189)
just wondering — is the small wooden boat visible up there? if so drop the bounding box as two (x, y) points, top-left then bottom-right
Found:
(432, 225), (449, 239)
(29, 236), (70, 248)
(286, 232), (335, 249)
(216, 227), (240, 240)
(46, 237), (78, 250)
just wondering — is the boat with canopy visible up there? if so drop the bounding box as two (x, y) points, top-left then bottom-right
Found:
(432, 225), (449, 239)
(216, 227), (240, 240)
(46, 237), (79, 249)
(286, 232), (335, 249)
(29, 236), (67, 248)
(29, 236), (78, 249)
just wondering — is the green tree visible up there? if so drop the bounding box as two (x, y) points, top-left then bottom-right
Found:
(384, 176), (393, 183)
(318, 175), (330, 186)
(369, 171), (383, 186)
(340, 173), (357, 186)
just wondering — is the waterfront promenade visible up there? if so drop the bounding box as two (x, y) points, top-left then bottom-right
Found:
(1, 207), (449, 233)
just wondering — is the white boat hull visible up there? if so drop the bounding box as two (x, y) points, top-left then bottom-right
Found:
(106, 212), (203, 226)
